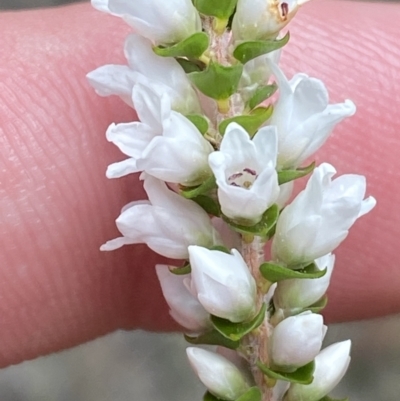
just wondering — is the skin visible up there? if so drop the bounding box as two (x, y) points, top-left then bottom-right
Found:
(0, 0), (399, 368)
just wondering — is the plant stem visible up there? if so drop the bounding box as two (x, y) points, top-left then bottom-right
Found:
(242, 236), (273, 401)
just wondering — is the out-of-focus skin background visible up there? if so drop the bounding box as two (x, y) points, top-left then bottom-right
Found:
(0, 0), (399, 400)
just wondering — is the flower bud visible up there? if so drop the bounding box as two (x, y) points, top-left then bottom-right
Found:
(232, 0), (309, 41)
(284, 340), (351, 401)
(273, 254), (335, 310)
(188, 246), (257, 323)
(155, 265), (211, 332)
(186, 347), (249, 400)
(270, 312), (326, 369)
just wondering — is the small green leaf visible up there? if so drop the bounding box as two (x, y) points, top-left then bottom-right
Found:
(186, 114), (209, 135)
(278, 161), (316, 185)
(233, 33), (290, 64)
(168, 264), (191, 275)
(236, 387), (262, 401)
(218, 106), (273, 137)
(192, 194), (221, 216)
(177, 58), (203, 73)
(248, 84), (278, 110)
(194, 0), (238, 19)
(257, 360), (315, 384)
(184, 329), (240, 350)
(188, 62), (243, 100)
(211, 304), (266, 341)
(203, 392), (220, 401)
(259, 262), (327, 283)
(222, 204), (279, 237)
(319, 396), (349, 401)
(154, 32), (209, 59)
(181, 176), (217, 199)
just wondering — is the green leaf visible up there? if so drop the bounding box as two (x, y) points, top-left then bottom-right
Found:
(211, 304), (266, 341)
(319, 396), (349, 401)
(188, 62), (243, 100)
(194, 0), (238, 19)
(181, 176), (217, 199)
(192, 194), (221, 216)
(233, 33), (290, 64)
(177, 58), (203, 73)
(236, 387), (262, 401)
(248, 84), (278, 110)
(154, 32), (209, 59)
(184, 329), (240, 350)
(186, 114), (209, 135)
(168, 264), (191, 275)
(257, 360), (315, 384)
(278, 161), (316, 185)
(259, 262), (327, 283)
(203, 392), (220, 401)
(218, 106), (273, 137)
(210, 245), (231, 254)
(222, 204), (279, 237)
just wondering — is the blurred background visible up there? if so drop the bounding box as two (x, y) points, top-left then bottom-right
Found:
(0, 0), (399, 400)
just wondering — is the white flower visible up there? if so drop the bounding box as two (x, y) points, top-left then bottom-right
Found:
(274, 254), (335, 311)
(272, 163), (376, 266)
(186, 347), (250, 400)
(284, 340), (351, 401)
(87, 34), (200, 115)
(92, 0), (201, 45)
(268, 62), (356, 169)
(270, 312), (326, 369)
(208, 123), (280, 224)
(276, 181), (294, 210)
(155, 265), (211, 332)
(136, 111), (213, 186)
(101, 175), (220, 259)
(188, 246), (257, 323)
(106, 82), (213, 185)
(232, 0), (309, 41)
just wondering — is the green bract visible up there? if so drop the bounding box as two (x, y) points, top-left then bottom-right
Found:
(247, 84), (278, 110)
(194, 0), (238, 19)
(181, 176), (217, 199)
(211, 303), (266, 341)
(185, 330), (240, 350)
(257, 360), (315, 384)
(219, 106), (273, 137)
(189, 62), (243, 100)
(236, 387), (262, 401)
(259, 262), (327, 283)
(192, 195), (221, 216)
(153, 32), (209, 59)
(278, 162), (316, 185)
(168, 264), (191, 275)
(233, 33), (290, 64)
(223, 204), (279, 237)
(186, 114), (209, 135)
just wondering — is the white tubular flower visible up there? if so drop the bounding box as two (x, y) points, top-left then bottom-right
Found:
(155, 265), (211, 332)
(276, 181), (294, 210)
(101, 175), (220, 259)
(136, 112), (213, 186)
(186, 347), (250, 401)
(188, 246), (257, 323)
(87, 34), (200, 115)
(268, 62), (356, 169)
(232, 0), (309, 41)
(270, 312), (326, 370)
(284, 341), (351, 401)
(92, 0), (201, 45)
(272, 163), (376, 266)
(208, 123), (280, 225)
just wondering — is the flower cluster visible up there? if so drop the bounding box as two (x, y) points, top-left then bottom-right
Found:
(89, 1), (375, 401)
